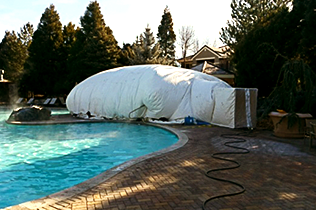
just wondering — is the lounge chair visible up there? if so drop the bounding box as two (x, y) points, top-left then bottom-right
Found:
(43, 98), (51, 105)
(49, 98), (57, 105)
(16, 98), (24, 104)
(27, 98), (34, 105)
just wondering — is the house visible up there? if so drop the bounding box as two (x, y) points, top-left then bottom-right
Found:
(177, 45), (235, 86)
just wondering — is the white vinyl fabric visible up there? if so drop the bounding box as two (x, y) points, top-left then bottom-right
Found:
(211, 88), (258, 128)
(212, 88), (236, 128)
(66, 65), (232, 123)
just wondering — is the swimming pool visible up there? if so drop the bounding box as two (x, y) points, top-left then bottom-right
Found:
(0, 108), (178, 208)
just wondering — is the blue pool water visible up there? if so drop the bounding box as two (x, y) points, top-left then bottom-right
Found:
(0, 108), (178, 208)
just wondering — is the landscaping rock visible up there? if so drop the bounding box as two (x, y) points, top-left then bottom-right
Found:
(8, 105), (51, 121)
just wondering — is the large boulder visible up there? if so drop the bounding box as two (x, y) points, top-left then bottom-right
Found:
(8, 105), (51, 121)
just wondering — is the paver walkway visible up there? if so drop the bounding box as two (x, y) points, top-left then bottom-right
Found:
(6, 126), (316, 210)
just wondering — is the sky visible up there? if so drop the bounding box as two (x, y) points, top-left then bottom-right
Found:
(0, 0), (232, 58)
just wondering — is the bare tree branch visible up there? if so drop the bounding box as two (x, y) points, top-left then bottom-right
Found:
(178, 26), (195, 67)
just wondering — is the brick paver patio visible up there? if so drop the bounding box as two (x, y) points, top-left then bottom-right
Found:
(6, 125), (316, 210)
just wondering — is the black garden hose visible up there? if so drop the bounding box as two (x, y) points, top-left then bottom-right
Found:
(202, 131), (252, 210)
(128, 105), (146, 119)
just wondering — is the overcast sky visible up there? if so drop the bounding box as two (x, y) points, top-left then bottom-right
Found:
(0, 0), (232, 58)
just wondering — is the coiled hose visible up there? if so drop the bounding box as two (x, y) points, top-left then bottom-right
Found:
(202, 131), (251, 210)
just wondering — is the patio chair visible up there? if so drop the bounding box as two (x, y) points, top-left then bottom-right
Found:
(43, 98), (51, 105)
(49, 98), (57, 105)
(304, 119), (316, 144)
(16, 98), (24, 104)
(310, 122), (316, 149)
(26, 98), (34, 105)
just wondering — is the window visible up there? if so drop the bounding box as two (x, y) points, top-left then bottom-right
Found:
(196, 59), (215, 65)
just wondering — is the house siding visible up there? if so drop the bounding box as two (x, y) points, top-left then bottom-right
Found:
(193, 49), (219, 66)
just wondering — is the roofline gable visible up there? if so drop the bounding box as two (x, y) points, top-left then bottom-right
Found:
(191, 45), (222, 60)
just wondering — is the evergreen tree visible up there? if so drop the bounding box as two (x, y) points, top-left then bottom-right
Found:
(59, 22), (78, 93)
(127, 26), (172, 65)
(157, 6), (176, 65)
(22, 4), (64, 96)
(229, 1), (309, 97)
(0, 31), (26, 82)
(62, 22), (78, 56)
(18, 22), (34, 49)
(219, 0), (294, 97)
(220, 0), (290, 52)
(233, 8), (296, 96)
(67, 1), (120, 85)
(16, 22), (34, 91)
(118, 43), (132, 66)
(140, 26), (157, 60)
(298, 0), (316, 71)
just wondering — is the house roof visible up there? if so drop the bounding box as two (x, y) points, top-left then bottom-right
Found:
(177, 45), (230, 62)
(191, 45), (222, 60)
(191, 61), (234, 76)
(177, 55), (194, 63)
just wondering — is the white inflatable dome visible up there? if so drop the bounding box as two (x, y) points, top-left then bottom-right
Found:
(66, 64), (232, 123)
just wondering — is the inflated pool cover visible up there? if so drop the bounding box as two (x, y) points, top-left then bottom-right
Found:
(66, 65), (257, 128)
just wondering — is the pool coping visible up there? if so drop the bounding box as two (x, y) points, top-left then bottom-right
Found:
(4, 117), (188, 210)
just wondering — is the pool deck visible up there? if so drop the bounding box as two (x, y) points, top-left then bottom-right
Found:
(4, 115), (316, 210)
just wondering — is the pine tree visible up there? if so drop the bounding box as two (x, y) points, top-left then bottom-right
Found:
(18, 22), (34, 49)
(220, 0), (290, 52)
(17, 22), (34, 88)
(299, 0), (316, 72)
(21, 4), (64, 95)
(157, 6), (176, 65)
(141, 26), (156, 60)
(128, 25), (172, 65)
(232, 9), (292, 96)
(59, 22), (78, 93)
(118, 43), (132, 66)
(0, 31), (26, 82)
(62, 22), (78, 56)
(67, 1), (120, 85)
(230, 1), (303, 97)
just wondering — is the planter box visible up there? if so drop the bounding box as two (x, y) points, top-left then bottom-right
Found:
(269, 112), (313, 138)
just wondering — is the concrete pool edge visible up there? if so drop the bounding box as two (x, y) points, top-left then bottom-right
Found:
(4, 121), (188, 210)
